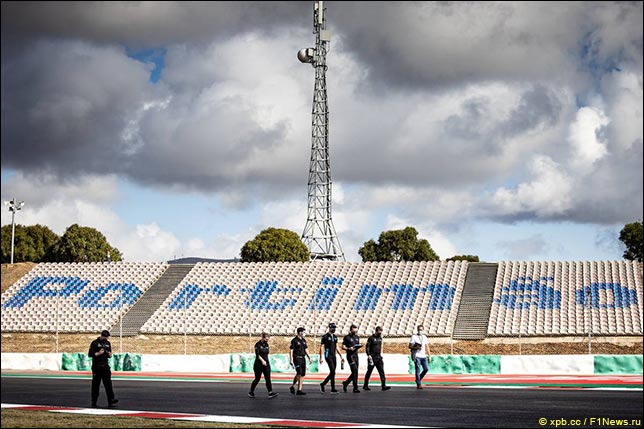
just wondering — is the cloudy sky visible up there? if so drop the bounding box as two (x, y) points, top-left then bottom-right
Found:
(1, 1), (642, 262)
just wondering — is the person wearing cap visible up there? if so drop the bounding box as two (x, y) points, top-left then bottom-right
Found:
(248, 332), (279, 399)
(88, 330), (118, 408)
(319, 322), (344, 394)
(363, 326), (391, 391)
(342, 324), (362, 393)
(289, 327), (310, 395)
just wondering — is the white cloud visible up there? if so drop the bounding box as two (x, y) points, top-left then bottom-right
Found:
(1, 174), (182, 261)
(490, 155), (573, 218)
(567, 106), (609, 170)
(123, 223), (181, 261)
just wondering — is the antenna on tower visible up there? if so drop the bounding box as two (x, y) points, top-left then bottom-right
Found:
(299, 1), (345, 261)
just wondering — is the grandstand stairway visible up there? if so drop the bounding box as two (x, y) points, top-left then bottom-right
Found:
(110, 264), (194, 336)
(452, 263), (498, 340)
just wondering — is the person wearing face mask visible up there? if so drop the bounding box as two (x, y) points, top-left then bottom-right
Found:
(409, 324), (431, 389)
(248, 332), (279, 399)
(319, 322), (344, 394)
(341, 324), (362, 393)
(289, 327), (310, 395)
(88, 330), (118, 408)
(363, 326), (391, 391)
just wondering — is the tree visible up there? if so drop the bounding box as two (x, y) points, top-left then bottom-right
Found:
(446, 255), (480, 262)
(619, 221), (643, 262)
(240, 227), (310, 262)
(358, 227), (439, 262)
(50, 224), (122, 262)
(1, 224), (59, 263)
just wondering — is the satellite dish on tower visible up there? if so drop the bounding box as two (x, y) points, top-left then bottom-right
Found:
(297, 48), (315, 63)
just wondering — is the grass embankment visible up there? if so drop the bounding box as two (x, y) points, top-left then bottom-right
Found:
(0, 409), (294, 428)
(1, 262), (37, 293)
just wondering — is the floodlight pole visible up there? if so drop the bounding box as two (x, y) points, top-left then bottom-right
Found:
(119, 282), (123, 354)
(11, 213), (15, 264)
(518, 291), (523, 356)
(55, 283), (60, 353)
(184, 285), (187, 355)
(4, 198), (25, 264)
(248, 287), (252, 354)
(586, 290), (593, 355)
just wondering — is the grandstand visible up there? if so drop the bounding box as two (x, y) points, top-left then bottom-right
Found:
(1, 260), (641, 343)
(488, 261), (642, 336)
(1, 262), (167, 333)
(140, 261), (467, 336)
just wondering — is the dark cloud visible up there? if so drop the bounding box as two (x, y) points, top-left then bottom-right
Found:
(1, 39), (151, 175)
(332, 2), (642, 90)
(332, 83), (569, 187)
(1, 1), (309, 47)
(0, 38), (300, 195)
(1, 1), (642, 227)
(568, 139), (643, 224)
(500, 86), (562, 137)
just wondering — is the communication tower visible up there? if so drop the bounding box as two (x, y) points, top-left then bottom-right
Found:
(298, 1), (345, 261)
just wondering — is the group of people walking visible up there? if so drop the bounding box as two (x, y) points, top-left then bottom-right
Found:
(248, 323), (431, 397)
(87, 325), (431, 407)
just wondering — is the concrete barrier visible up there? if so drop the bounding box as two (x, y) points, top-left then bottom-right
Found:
(141, 354), (229, 372)
(501, 355), (594, 375)
(1, 353), (642, 375)
(1, 353), (62, 371)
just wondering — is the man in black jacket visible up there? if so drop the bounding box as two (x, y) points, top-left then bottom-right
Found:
(88, 330), (118, 408)
(363, 326), (391, 391)
(289, 327), (310, 395)
(341, 324), (362, 393)
(319, 322), (344, 394)
(248, 332), (278, 399)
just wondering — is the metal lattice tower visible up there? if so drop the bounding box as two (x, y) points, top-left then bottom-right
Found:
(298, 1), (344, 261)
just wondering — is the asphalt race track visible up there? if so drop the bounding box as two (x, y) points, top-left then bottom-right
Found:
(2, 377), (643, 427)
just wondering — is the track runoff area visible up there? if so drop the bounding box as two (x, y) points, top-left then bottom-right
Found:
(2, 371), (642, 428)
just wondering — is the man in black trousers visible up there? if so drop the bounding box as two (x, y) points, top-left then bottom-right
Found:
(319, 322), (344, 394)
(363, 326), (391, 391)
(88, 330), (119, 408)
(342, 324), (362, 393)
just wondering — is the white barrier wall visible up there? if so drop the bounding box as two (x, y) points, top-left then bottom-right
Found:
(0, 353), (636, 375)
(1, 353), (62, 371)
(500, 355), (594, 375)
(140, 354), (229, 373)
(0, 352), (406, 373)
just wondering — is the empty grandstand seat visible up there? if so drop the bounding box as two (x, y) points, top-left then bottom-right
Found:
(487, 260), (642, 336)
(137, 261), (468, 337)
(1, 262), (168, 333)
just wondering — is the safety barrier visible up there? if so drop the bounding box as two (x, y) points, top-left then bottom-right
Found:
(61, 352), (142, 371)
(417, 354), (501, 374)
(594, 355), (643, 375)
(1, 353), (641, 375)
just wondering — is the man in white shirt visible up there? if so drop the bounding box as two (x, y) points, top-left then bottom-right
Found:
(409, 324), (430, 389)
